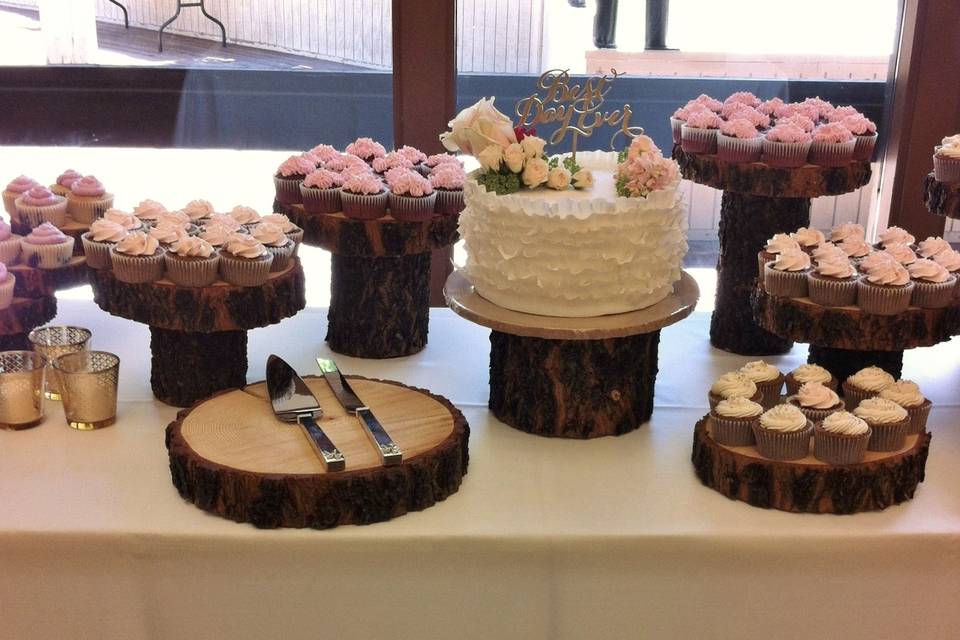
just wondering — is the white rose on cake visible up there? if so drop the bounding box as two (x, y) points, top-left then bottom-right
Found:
(504, 143), (525, 173)
(572, 169), (594, 189)
(546, 167), (571, 190)
(520, 135), (547, 159)
(478, 145), (504, 172)
(522, 157), (549, 188)
(439, 97), (517, 156)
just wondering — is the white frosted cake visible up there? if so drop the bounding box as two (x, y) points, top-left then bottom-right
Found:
(458, 151), (688, 317)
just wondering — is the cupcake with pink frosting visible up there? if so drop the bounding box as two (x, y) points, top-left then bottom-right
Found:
(809, 123), (856, 167)
(164, 236), (220, 287)
(386, 170), (436, 222)
(198, 224), (240, 249)
(0, 218), (22, 265)
(680, 110), (723, 154)
(841, 115), (878, 161)
(345, 137), (387, 163)
(50, 169), (83, 197)
(3, 176), (39, 216)
(181, 199), (215, 223)
(777, 114), (816, 134)
(907, 258), (956, 308)
(724, 91), (761, 109)
(395, 145), (427, 168)
(429, 163), (466, 215)
(758, 97), (785, 117)
(67, 175), (113, 223)
(250, 222), (295, 272)
(717, 118), (763, 163)
(274, 154), (316, 205)
(218, 235), (273, 287)
(371, 152), (414, 176)
(340, 172), (388, 220)
(0, 262), (13, 310)
(424, 153), (462, 172)
(300, 169), (343, 214)
(324, 153), (370, 174)
(762, 124), (812, 167)
(670, 102), (710, 144)
(132, 199), (167, 225)
(148, 222), (190, 248)
(15, 185), (68, 228)
(228, 205), (262, 229)
(19, 222), (75, 269)
(110, 231), (165, 283)
(876, 225), (916, 249)
(260, 213), (304, 255)
(81, 219), (128, 269)
(308, 144), (341, 164)
(763, 248), (811, 298)
(858, 258), (914, 315)
(103, 208), (143, 232)
(826, 105), (863, 122)
(932, 249), (960, 297)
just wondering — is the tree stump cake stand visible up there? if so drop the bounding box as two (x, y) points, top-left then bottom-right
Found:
(166, 375), (469, 529)
(673, 147), (872, 355)
(691, 415), (930, 514)
(444, 270), (700, 439)
(751, 281), (960, 383)
(89, 260), (306, 407)
(275, 201), (460, 359)
(922, 172), (960, 219)
(0, 257), (89, 350)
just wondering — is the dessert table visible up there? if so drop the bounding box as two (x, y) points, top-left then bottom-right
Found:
(3, 299), (960, 639)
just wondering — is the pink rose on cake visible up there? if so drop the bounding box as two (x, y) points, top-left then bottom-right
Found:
(616, 150), (680, 198)
(440, 97), (518, 156)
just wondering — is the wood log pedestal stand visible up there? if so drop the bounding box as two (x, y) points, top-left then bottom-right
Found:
(444, 270), (700, 439)
(751, 280), (960, 383)
(275, 202), (460, 359)
(165, 375), (469, 529)
(89, 260), (306, 407)
(923, 172), (960, 219)
(673, 146), (872, 356)
(0, 257), (88, 351)
(691, 415), (930, 514)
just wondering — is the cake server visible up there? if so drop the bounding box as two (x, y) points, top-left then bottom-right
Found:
(266, 355), (345, 472)
(316, 358), (403, 466)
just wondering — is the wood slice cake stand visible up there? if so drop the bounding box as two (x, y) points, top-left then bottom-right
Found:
(923, 172), (960, 219)
(0, 257), (89, 351)
(275, 201), (460, 359)
(673, 146), (872, 355)
(89, 260), (306, 407)
(445, 270), (700, 439)
(691, 415), (930, 514)
(751, 281), (960, 382)
(166, 375), (469, 529)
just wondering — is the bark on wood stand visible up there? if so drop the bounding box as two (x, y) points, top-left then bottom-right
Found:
(275, 201), (460, 358)
(751, 278), (960, 383)
(444, 270), (700, 439)
(165, 375), (469, 529)
(673, 146), (871, 355)
(923, 172), (960, 220)
(691, 416), (930, 514)
(89, 260), (306, 407)
(0, 257), (88, 351)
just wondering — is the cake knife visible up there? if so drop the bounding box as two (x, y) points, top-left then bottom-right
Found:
(316, 358), (403, 466)
(266, 355), (345, 472)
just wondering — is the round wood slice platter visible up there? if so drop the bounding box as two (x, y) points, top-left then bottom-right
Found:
(89, 259), (306, 332)
(751, 285), (960, 350)
(923, 172), (960, 219)
(0, 296), (57, 336)
(278, 202), (460, 257)
(691, 415), (930, 514)
(166, 375), (470, 529)
(11, 218), (90, 256)
(673, 146), (872, 198)
(444, 269), (700, 340)
(9, 256), (88, 298)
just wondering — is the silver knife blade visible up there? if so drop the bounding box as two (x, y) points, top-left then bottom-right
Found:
(316, 358), (402, 466)
(266, 355), (345, 472)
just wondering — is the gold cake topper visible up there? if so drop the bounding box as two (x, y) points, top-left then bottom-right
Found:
(514, 68), (643, 161)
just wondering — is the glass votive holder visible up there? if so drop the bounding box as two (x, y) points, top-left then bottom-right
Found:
(53, 351), (120, 431)
(28, 325), (92, 401)
(0, 350), (46, 430)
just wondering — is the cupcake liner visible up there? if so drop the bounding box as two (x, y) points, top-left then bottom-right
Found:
(286, 227), (304, 257)
(2, 191), (18, 216)
(952, 274), (960, 299)
(389, 192), (438, 222)
(856, 279), (914, 315)
(910, 277), (956, 308)
(274, 176), (304, 205)
(807, 273), (858, 307)
(218, 251), (273, 287)
(786, 396), (845, 423)
(757, 251), (776, 279)
(80, 233), (116, 270)
(933, 153), (960, 183)
(808, 139), (856, 167)
(763, 263), (809, 298)
(341, 190), (388, 220)
(164, 253), (220, 287)
(752, 421), (813, 461)
(813, 425), (871, 465)
(710, 414), (758, 446)
(0, 274), (13, 309)
(708, 390), (763, 411)
(0, 235), (22, 265)
(299, 185), (342, 214)
(852, 133), (878, 161)
(897, 399), (931, 435)
(866, 418), (909, 452)
(264, 241), (294, 272)
(670, 117), (683, 144)
(20, 238), (75, 269)
(785, 373), (837, 396)
(110, 249), (165, 283)
(717, 134), (763, 163)
(67, 194), (114, 224)
(755, 377), (784, 410)
(840, 381), (880, 411)
(762, 139), (811, 168)
(680, 126), (718, 154)
(434, 188), (465, 216)
(15, 198), (68, 228)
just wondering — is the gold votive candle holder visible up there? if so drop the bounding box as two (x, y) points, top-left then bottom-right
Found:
(28, 325), (92, 400)
(53, 351), (120, 431)
(0, 350), (46, 430)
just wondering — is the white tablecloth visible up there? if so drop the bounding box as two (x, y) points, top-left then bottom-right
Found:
(3, 300), (960, 639)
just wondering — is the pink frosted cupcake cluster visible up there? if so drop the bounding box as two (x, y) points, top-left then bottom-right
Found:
(673, 93), (878, 166)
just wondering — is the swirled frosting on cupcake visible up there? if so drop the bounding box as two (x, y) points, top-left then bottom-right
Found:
(710, 372), (758, 399)
(115, 231), (159, 256)
(149, 223), (188, 245)
(878, 226), (915, 247)
(345, 137), (387, 160)
(156, 210), (191, 228)
(70, 175), (105, 197)
(795, 382), (840, 409)
(829, 222), (865, 243)
(133, 199), (167, 221)
(841, 114), (877, 135)
(223, 235), (267, 258)
(724, 91), (761, 108)
(777, 115), (816, 133)
(170, 236), (214, 258)
(88, 219), (128, 243)
(792, 227), (825, 248)
(859, 251), (896, 271)
(6, 176), (38, 194)
(425, 153), (461, 168)
(838, 237), (872, 258)
(19, 185), (61, 206)
(719, 117), (761, 139)
(181, 199), (214, 221)
(827, 105), (862, 122)
(24, 222), (67, 245)
(260, 213), (297, 233)
(396, 145), (427, 165)
(714, 396), (763, 418)
(229, 205), (261, 225)
(765, 123), (811, 143)
(765, 233), (800, 254)
(812, 122), (854, 143)
(250, 223), (288, 247)
(933, 249), (960, 272)
(342, 172), (385, 195)
(372, 152), (414, 173)
(430, 165), (466, 190)
(673, 103), (709, 120)
(276, 155), (316, 178)
(324, 154), (368, 173)
(883, 242), (917, 265)
(853, 397), (908, 424)
(917, 236), (951, 258)
(684, 110), (722, 129)
(879, 380), (925, 407)
(387, 170), (433, 196)
(104, 208), (142, 230)
(812, 243), (847, 262)
(863, 259), (910, 285)
(790, 363), (832, 385)
(198, 224), (238, 247)
(908, 258), (951, 283)
(847, 366), (895, 392)
(303, 169), (343, 190)
(55, 169), (82, 189)
(821, 411), (869, 435)
(308, 144), (340, 163)
(816, 256), (856, 279)
(206, 213), (243, 231)
(771, 249), (811, 272)
(936, 143), (960, 159)
(738, 360), (781, 383)
(759, 404), (808, 432)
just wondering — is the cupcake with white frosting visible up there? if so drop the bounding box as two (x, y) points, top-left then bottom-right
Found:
(758, 233), (801, 277)
(792, 227), (826, 254)
(710, 396), (762, 446)
(763, 248), (811, 298)
(132, 199), (167, 225)
(854, 397), (910, 451)
(787, 382), (845, 423)
(752, 404), (813, 460)
(708, 372), (762, 410)
(932, 249), (960, 297)
(829, 222), (865, 245)
(229, 205), (262, 229)
(218, 235), (273, 286)
(164, 236), (219, 287)
(103, 208), (143, 232)
(882, 242), (917, 266)
(260, 213), (304, 255)
(857, 258), (914, 315)
(838, 237), (872, 262)
(907, 259), (956, 308)
(814, 411), (871, 465)
(916, 236), (951, 259)
(879, 380), (931, 435)
(843, 366), (895, 410)
(81, 219), (128, 269)
(876, 226), (916, 249)
(933, 136), (960, 183)
(198, 224), (241, 248)
(738, 360), (784, 410)
(181, 199), (214, 223)
(110, 231), (165, 283)
(808, 256), (858, 307)
(250, 222), (294, 272)
(149, 222), (189, 249)
(785, 363), (835, 395)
